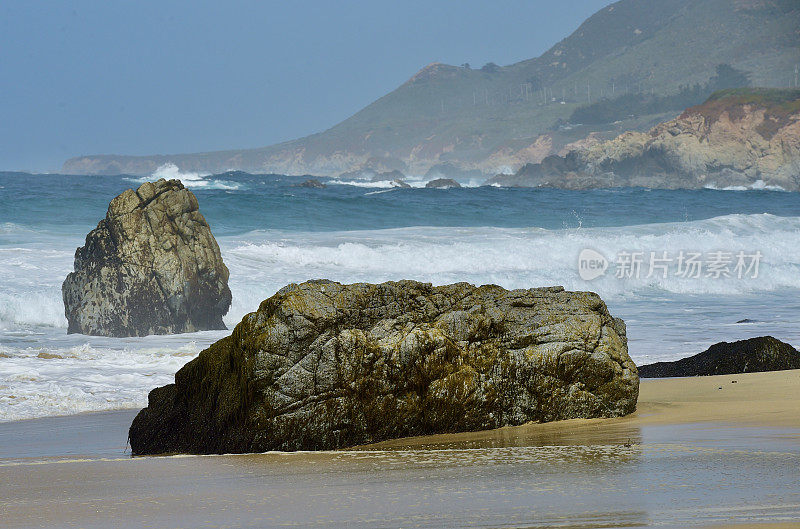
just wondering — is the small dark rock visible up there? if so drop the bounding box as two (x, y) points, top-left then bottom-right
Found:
(638, 336), (800, 378)
(296, 179), (326, 188)
(425, 178), (461, 189)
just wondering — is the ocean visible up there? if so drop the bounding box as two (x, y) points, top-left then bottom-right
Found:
(1, 166), (799, 421)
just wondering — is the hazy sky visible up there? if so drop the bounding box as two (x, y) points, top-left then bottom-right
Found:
(1, 0), (611, 172)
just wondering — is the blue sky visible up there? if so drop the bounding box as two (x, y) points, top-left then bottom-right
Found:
(0, 0), (611, 172)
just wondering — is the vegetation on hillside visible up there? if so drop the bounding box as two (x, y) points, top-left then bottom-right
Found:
(705, 87), (800, 106)
(569, 64), (753, 125)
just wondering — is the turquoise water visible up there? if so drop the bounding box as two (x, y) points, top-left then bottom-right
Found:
(3, 171), (800, 234)
(1, 169), (800, 420)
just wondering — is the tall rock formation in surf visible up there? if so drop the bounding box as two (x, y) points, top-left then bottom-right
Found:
(62, 178), (231, 337)
(129, 280), (638, 455)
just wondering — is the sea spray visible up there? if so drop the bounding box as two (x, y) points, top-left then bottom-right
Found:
(220, 214), (800, 325)
(125, 163), (243, 190)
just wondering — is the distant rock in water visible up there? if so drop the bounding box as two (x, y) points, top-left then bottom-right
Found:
(62, 178), (231, 337)
(390, 179), (411, 188)
(425, 178), (461, 189)
(638, 336), (800, 378)
(296, 179), (326, 188)
(129, 280), (638, 455)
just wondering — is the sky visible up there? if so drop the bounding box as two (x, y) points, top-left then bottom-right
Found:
(0, 0), (611, 172)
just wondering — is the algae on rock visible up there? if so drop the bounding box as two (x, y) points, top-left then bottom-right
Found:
(130, 280), (638, 455)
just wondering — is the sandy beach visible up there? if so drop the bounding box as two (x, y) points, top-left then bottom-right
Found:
(1, 369), (799, 529)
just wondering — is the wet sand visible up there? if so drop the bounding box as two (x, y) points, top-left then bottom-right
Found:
(1, 370), (799, 529)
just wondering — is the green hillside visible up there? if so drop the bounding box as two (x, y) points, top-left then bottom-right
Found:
(63, 0), (800, 176)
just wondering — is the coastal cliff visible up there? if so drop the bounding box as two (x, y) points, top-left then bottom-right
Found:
(61, 1), (800, 177)
(129, 280), (638, 455)
(488, 88), (800, 190)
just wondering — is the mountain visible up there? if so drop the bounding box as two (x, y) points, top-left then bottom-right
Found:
(63, 0), (800, 177)
(487, 88), (800, 190)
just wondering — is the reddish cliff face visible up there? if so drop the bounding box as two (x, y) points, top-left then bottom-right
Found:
(599, 88), (800, 189)
(680, 90), (800, 142)
(490, 89), (800, 190)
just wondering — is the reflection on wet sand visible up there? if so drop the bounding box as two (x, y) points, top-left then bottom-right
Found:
(359, 416), (643, 451)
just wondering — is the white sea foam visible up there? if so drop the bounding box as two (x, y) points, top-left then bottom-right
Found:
(328, 179), (426, 189)
(0, 291), (66, 329)
(703, 180), (787, 192)
(0, 233), (76, 330)
(331, 178), (485, 189)
(327, 179), (397, 188)
(0, 338), (220, 421)
(2, 213), (800, 421)
(126, 163), (242, 190)
(220, 214), (800, 322)
(151, 162), (208, 182)
(3, 213), (800, 331)
(219, 213), (800, 367)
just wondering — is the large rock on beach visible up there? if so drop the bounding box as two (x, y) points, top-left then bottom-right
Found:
(62, 178), (231, 337)
(639, 336), (800, 378)
(129, 280), (638, 455)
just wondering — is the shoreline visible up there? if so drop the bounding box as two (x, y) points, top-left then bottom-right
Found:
(2, 370), (799, 455)
(1, 370), (799, 528)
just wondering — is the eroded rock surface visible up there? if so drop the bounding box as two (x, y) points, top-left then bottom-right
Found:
(129, 280), (638, 455)
(62, 178), (231, 337)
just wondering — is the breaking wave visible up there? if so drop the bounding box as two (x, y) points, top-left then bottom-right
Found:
(3, 213), (799, 332)
(220, 213), (800, 324)
(704, 179), (787, 192)
(0, 340), (214, 421)
(126, 163), (243, 190)
(328, 178), (426, 189)
(2, 210), (800, 421)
